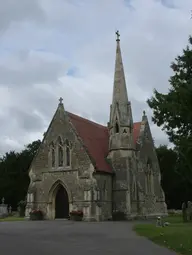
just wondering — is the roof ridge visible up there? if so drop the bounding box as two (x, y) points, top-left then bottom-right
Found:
(66, 111), (107, 129)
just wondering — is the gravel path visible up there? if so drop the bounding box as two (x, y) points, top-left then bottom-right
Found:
(0, 220), (176, 255)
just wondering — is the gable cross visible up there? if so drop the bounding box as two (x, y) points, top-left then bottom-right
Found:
(116, 30), (120, 41)
(59, 97), (63, 104)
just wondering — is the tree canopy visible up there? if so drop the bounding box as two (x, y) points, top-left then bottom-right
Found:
(147, 35), (192, 206)
(156, 145), (191, 209)
(147, 36), (192, 146)
(0, 140), (41, 209)
(147, 36), (192, 184)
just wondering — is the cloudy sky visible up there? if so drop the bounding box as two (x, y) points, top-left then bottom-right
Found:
(0, 0), (191, 155)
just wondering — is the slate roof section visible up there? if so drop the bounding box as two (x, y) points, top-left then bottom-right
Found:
(68, 112), (141, 174)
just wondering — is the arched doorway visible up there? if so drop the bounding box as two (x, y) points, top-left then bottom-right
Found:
(55, 184), (69, 219)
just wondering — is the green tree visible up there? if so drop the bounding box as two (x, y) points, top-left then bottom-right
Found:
(148, 36), (192, 180)
(0, 140), (41, 209)
(147, 36), (192, 144)
(156, 145), (187, 209)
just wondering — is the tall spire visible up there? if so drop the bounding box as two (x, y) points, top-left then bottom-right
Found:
(112, 30), (128, 105)
(108, 30), (134, 147)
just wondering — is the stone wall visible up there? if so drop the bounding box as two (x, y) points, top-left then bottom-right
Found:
(93, 173), (112, 221)
(30, 109), (93, 176)
(26, 105), (100, 220)
(136, 121), (167, 216)
(32, 170), (113, 221)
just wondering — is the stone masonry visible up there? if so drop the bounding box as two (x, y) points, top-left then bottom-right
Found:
(25, 31), (167, 221)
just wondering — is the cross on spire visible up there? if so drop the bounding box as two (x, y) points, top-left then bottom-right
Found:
(116, 30), (120, 41)
(59, 97), (63, 104)
(112, 29), (128, 106)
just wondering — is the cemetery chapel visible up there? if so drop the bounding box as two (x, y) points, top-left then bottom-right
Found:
(25, 31), (167, 221)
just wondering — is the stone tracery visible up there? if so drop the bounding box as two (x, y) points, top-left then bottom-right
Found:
(49, 137), (71, 169)
(65, 139), (71, 166)
(58, 137), (64, 167)
(51, 142), (55, 168)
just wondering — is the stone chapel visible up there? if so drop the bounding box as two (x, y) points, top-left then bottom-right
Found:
(25, 32), (167, 221)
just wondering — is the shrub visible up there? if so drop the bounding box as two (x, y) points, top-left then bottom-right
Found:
(30, 209), (44, 220)
(70, 210), (83, 221)
(70, 210), (83, 217)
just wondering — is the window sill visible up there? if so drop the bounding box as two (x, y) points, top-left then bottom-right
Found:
(45, 167), (74, 173)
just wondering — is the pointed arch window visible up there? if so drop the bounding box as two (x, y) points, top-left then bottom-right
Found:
(147, 158), (152, 169)
(58, 137), (64, 167)
(123, 129), (127, 133)
(51, 142), (55, 168)
(115, 122), (119, 133)
(66, 139), (71, 166)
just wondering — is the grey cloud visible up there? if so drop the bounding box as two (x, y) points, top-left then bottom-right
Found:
(0, 0), (190, 155)
(27, 91), (58, 117)
(158, 0), (177, 9)
(0, 143), (22, 157)
(151, 125), (170, 147)
(75, 0), (191, 94)
(0, 0), (46, 32)
(0, 85), (60, 154)
(0, 50), (66, 86)
(9, 108), (45, 132)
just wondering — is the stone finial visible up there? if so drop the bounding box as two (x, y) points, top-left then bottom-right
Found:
(2, 197), (5, 204)
(142, 110), (148, 123)
(59, 97), (63, 104)
(116, 30), (120, 41)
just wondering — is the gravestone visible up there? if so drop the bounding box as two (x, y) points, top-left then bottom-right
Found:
(187, 201), (192, 221)
(182, 201), (188, 222)
(8, 205), (12, 215)
(156, 216), (162, 227)
(0, 198), (8, 218)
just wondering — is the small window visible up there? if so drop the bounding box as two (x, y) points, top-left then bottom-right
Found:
(66, 139), (70, 166)
(58, 137), (64, 167)
(97, 190), (100, 201)
(58, 147), (64, 166)
(123, 129), (127, 133)
(115, 122), (119, 133)
(51, 143), (55, 167)
(147, 158), (152, 170)
(66, 139), (69, 147)
(103, 180), (106, 191)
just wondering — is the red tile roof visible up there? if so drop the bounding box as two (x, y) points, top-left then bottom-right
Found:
(68, 112), (141, 174)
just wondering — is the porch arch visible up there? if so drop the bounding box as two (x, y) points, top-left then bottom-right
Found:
(48, 180), (72, 219)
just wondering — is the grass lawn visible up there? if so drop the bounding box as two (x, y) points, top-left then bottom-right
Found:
(0, 216), (25, 222)
(134, 215), (192, 255)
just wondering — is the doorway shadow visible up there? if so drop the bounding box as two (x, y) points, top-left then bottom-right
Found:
(55, 184), (69, 219)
